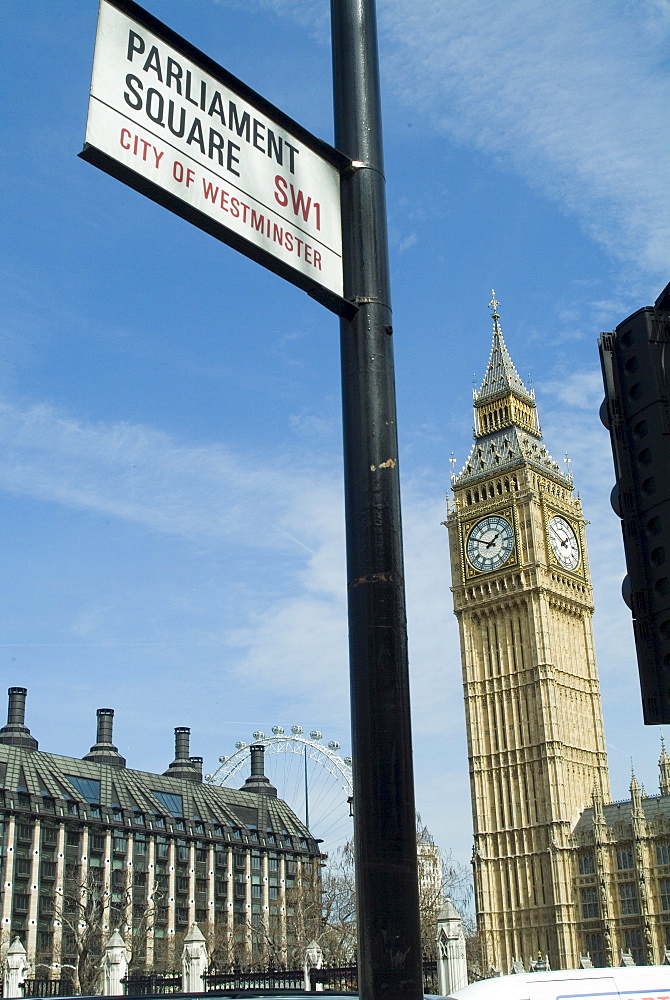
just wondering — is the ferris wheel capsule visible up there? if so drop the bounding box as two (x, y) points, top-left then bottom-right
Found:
(253, 731), (265, 740)
(344, 757), (352, 766)
(291, 725), (303, 735)
(328, 741), (340, 750)
(272, 725), (285, 735)
(310, 730), (322, 740)
(235, 741), (246, 750)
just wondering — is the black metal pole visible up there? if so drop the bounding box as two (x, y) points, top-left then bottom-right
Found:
(331, 3), (423, 999)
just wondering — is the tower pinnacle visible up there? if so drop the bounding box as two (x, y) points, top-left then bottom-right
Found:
(475, 291), (534, 406)
(453, 293), (569, 487)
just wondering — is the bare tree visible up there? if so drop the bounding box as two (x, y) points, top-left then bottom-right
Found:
(55, 866), (114, 994)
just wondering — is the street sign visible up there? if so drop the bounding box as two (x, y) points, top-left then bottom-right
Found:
(80, 0), (350, 316)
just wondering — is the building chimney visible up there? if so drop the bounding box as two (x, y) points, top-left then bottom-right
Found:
(241, 744), (277, 796)
(83, 708), (126, 767)
(163, 727), (201, 782)
(0, 688), (38, 750)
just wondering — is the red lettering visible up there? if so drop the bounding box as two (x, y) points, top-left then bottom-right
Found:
(230, 197), (240, 218)
(274, 174), (288, 208)
(313, 249), (322, 271)
(290, 185), (311, 223)
(173, 161), (184, 183)
(202, 178), (218, 201)
(219, 189), (229, 211)
(154, 149), (164, 168)
(186, 168), (195, 187)
(304, 244), (312, 264)
(120, 128), (131, 149)
(251, 210), (265, 232)
(284, 232), (293, 252)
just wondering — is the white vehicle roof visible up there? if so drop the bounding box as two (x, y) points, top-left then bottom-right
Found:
(447, 964), (670, 999)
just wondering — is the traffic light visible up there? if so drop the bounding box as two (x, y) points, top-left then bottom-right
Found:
(599, 283), (670, 725)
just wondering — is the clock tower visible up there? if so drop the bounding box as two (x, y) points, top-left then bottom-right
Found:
(446, 295), (611, 972)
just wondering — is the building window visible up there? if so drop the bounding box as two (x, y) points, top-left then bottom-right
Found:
(660, 878), (670, 911)
(658, 842), (670, 865)
(578, 853), (595, 875)
(42, 826), (58, 846)
(619, 882), (639, 914)
(269, 886), (279, 900)
(584, 932), (604, 968)
(625, 929), (644, 965)
(617, 847), (634, 870)
(581, 887), (599, 919)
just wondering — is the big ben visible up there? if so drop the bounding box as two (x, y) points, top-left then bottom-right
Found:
(446, 294), (611, 972)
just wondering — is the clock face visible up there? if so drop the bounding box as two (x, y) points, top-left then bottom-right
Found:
(466, 515), (515, 572)
(548, 515), (580, 570)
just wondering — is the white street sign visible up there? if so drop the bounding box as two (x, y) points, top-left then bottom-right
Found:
(81, 0), (349, 315)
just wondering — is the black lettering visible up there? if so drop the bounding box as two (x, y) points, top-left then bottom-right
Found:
(285, 141), (299, 174)
(142, 45), (163, 82)
(200, 79), (207, 111)
(186, 117), (205, 154)
(167, 101), (186, 138)
(227, 141), (241, 177)
(228, 102), (250, 142)
(165, 57), (183, 94)
(145, 88), (165, 126)
(208, 128), (225, 166)
(208, 91), (226, 126)
(267, 130), (283, 166)
(185, 70), (199, 107)
(127, 30), (145, 63)
(124, 74), (143, 111)
(252, 119), (265, 153)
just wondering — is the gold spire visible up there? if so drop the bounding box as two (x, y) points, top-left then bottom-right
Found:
(474, 292), (535, 408)
(472, 291), (539, 439)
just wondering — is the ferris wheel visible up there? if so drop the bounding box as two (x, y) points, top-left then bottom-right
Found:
(205, 726), (353, 855)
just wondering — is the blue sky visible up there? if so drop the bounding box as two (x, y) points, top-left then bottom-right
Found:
(1, 0), (669, 866)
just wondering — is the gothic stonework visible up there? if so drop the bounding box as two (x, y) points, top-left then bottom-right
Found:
(447, 295), (611, 972)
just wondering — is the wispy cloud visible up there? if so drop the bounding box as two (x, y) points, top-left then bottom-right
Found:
(248, 0), (670, 281)
(0, 398), (337, 553)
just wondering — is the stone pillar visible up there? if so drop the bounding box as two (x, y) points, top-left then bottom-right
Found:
(181, 924), (208, 993)
(303, 940), (323, 992)
(102, 930), (129, 996)
(436, 901), (468, 996)
(4, 937), (28, 999)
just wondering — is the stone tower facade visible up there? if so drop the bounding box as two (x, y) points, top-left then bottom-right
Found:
(446, 295), (611, 972)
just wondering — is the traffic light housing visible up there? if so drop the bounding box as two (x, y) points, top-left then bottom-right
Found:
(599, 283), (670, 725)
